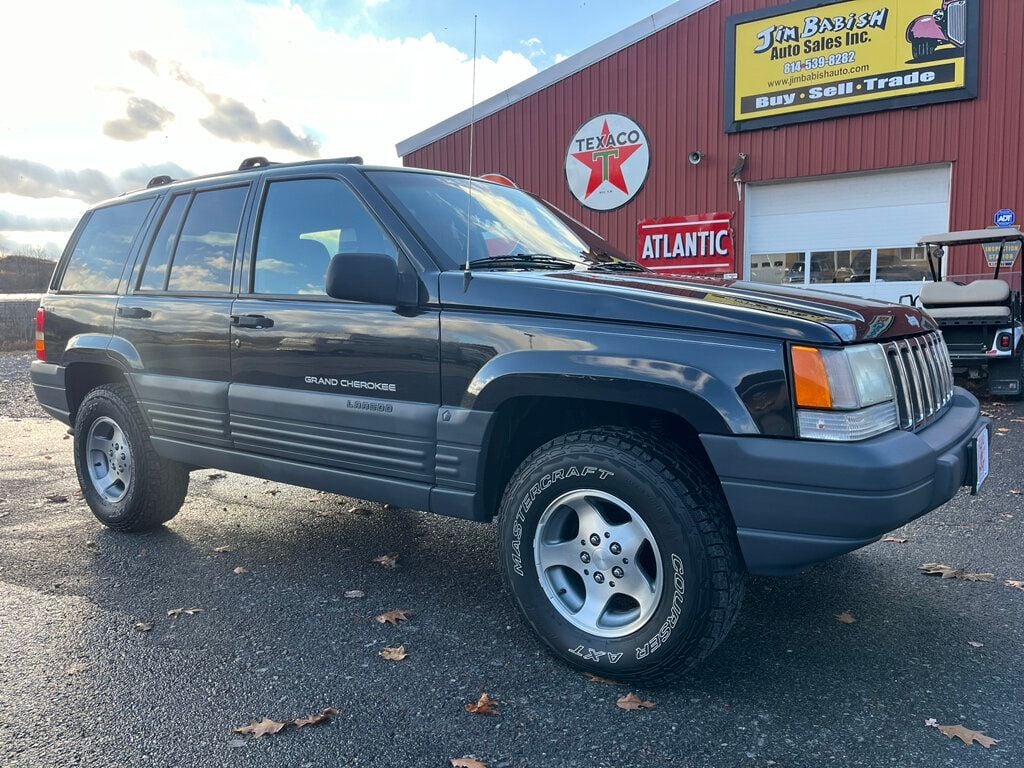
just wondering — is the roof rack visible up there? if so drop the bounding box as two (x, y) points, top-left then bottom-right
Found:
(331, 156), (364, 165)
(238, 156), (275, 171)
(146, 175), (175, 188)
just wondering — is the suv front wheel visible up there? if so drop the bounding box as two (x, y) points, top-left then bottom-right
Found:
(73, 383), (189, 531)
(497, 427), (744, 683)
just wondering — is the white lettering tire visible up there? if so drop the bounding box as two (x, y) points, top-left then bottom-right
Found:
(497, 427), (745, 683)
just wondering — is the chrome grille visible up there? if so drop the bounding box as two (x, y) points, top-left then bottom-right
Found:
(881, 332), (954, 431)
(946, 1), (967, 46)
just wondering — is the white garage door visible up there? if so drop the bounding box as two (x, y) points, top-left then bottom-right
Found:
(745, 165), (951, 303)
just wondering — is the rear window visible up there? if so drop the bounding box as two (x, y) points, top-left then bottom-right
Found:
(60, 199), (155, 293)
(165, 186), (248, 293)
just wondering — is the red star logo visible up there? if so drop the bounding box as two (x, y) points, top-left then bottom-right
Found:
(571, 120), (642, 198)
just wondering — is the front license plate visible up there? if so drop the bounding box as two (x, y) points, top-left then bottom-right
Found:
(971, 425), (990, 495)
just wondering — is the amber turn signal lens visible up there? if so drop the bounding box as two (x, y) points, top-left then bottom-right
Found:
(791, 346), (832, 409)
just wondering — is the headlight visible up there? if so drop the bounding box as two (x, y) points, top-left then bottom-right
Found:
(791, 345), (898, 441)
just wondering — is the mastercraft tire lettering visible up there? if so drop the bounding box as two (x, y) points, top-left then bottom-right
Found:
(497, 427), (745, 683)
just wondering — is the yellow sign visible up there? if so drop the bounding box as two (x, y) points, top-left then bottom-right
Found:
(725, 0), (978, 131)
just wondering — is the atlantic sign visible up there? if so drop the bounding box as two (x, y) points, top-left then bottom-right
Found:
(636, 213), (735, 276)
(725, 0), (979, 132)
(566, 114), (650, 211)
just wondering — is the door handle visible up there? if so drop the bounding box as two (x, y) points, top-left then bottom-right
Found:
(231, 314), (274, 329)
(117, 306), (151, 319)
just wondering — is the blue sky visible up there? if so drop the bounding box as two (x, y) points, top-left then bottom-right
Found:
(277, 0), (671, 67)
(0, 0), (674, 257)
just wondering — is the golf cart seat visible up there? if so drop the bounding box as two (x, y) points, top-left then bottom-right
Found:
(919, 279), (1012, 320)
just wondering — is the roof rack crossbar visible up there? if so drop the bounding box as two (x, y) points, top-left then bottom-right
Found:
(238, 156), (276, 171)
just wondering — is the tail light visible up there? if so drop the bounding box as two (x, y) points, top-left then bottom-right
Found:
(997, 333), (1012, 351)
(35, 307), (46, 361)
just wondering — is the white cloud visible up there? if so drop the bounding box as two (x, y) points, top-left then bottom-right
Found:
(1, 0), (538, 251)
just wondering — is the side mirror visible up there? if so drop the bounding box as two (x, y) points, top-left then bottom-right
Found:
(324, 253), (418, 306)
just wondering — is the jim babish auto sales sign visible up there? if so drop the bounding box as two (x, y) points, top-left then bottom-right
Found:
(725, 0), (979, 132)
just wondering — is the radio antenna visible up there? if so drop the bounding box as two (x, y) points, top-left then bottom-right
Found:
(463, 14), (478, 287)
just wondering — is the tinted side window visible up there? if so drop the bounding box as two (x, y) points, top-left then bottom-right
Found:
(138, 194), (189, 291)
(60, 199), (154, 293)
(253, 178), (397, 295)
(166, 186), (247, 293)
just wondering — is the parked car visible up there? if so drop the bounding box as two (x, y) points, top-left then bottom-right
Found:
(31, 157), (990, 682)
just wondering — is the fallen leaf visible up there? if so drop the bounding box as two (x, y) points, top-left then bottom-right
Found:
(45, 494), (68, 504)
(265, 489), (280, 496)
(584, 672), (621, 685)
(373, 553), (399, 569)
(919, 563), (994, 582)
(344, 589), (366, 599)
(85, 540), (97, 548)
(451, 758), (487, 768)
(375, 609), (411, 625)
(1010, 490), (1022, 496)
(925, 720), (1000, 748)
(881, 536), (908, 544)
(835, 611), (856, 624)
(995, 428), (1010, 435)
(349, 506), (374, 516)
(213, 545), (235, 554)
(233, 717), (288, 739)
(379, 645), (408, 661)
(208, 473), (227, 480)
(1005, 580), (1024, 592)
(465, 693), (499, 716)
(133, 621), (153, 632)
(967, 641), (984, 648)
(616, 693), (656, 711)
(232, 566), (249, 575)
(293, 707), (339, 728)
(167, 607), (203, 618)
(65, 662), (90, 675)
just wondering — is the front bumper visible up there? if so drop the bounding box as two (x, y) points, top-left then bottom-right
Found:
(701, 388), (987, 576)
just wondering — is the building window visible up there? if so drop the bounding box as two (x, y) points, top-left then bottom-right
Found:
(748, 253), (802, 285)
(876, 247), (931, 282)
(750, 247), (931, 286)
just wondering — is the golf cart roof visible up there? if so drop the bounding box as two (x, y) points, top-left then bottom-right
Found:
(918, 228), (1024, 247)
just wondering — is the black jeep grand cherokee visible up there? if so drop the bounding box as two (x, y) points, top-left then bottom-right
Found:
(31, 157), (990, 682)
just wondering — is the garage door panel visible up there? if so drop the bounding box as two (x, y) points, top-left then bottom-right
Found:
(746, 166), (951, 254)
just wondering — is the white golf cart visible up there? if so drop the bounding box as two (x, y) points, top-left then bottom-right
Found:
(914, 228), (1023, 397)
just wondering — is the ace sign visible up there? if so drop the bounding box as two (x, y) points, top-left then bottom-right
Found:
(637, 213), (735, 275)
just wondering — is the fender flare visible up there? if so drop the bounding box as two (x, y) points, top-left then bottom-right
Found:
(465, 350), (759, 435)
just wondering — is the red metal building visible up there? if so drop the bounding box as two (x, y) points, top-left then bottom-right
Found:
(398, 0), (1022, 301)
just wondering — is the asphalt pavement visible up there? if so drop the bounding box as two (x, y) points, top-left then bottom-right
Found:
(0, 349), (1022, 768)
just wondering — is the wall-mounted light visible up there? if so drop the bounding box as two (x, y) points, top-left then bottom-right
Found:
(688, 150), (705, 166)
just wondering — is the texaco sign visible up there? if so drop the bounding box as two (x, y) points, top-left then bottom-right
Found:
(565, 113), (650, 211)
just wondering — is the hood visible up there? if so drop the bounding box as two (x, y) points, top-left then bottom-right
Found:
(438, 269), (936, 344)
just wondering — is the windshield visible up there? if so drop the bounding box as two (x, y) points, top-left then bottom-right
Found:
(367, 171), (622, 269)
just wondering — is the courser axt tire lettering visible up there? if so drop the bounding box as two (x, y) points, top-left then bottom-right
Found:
(497, 427), (745, 683)
(73, 383), (189, 532)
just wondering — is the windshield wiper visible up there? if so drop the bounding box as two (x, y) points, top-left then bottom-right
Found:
(466, 253), (577, 271)
(587, 261), (647, 273)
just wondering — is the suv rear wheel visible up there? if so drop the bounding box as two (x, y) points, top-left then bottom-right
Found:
(497, 427), (744, 683)
(73, 383), (189, 531)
